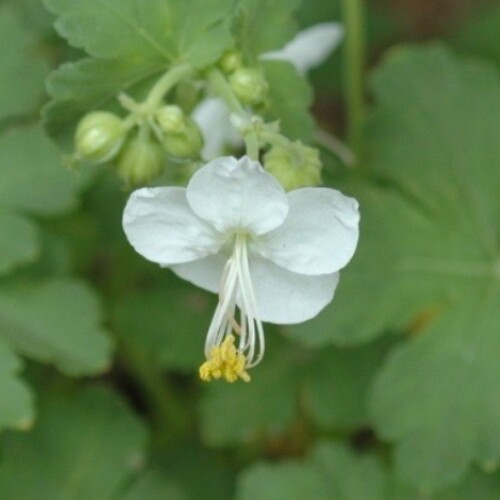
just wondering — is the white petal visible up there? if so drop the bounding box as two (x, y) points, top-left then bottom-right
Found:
(260, 22), (344, 74)
(170, 250), (228, 294)
(250, 256), (339, 324)
(123, 187), (222, 265)
(186, 156), (289, 235)
(171, 252), (339, 325)
(256, 187), (360, 275)
(192, 98), (242, 160)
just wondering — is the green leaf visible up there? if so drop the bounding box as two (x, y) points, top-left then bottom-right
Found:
(121, 468), (185, 500)
(233, 0), (300, 61)
(263, 60), (314, 142)
(0, 126), (84, 215)
(0, 340), (34, 432)
(0, 279), (113, 376)
(237, 442), (388, 500)
(0, 213), (38, 276)
(293, 44), (500, 492)
(43, 0), (234, 147)
(303, 337), (392, 431)
(238, 462), (329, 500)
(389, 470), (500, 500)
(199, 340), (299, 446)
(0, 387), (147, 499)
(4, 0), (55, 34)
(436, 471), (500, 500)
(112, 278), (214, 373)
(44, 0), (233, 64)
(124, 447), (234, 500)
(0, 6), (48, 122)
(451, 4), (500, 70)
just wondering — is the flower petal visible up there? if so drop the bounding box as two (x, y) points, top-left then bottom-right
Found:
(260, 22), (344, 74)
(256, 187), (360, 275)
(250, 256), (339, 324)
(123, 187), (222, 265)
(171, 252), (339, 325)
(192, 98), (242, 160)
(186, 156), (289, 235)
(170, 251), (228, 294)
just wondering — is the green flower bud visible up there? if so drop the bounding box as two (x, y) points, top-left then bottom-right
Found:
(161, 119), (204, 159)
(219, 50), (243, 74)
(155, 105), (186, 135)
(264, 143), (322, 191)
(116, 137), (164, 187)
(75, 111), (126, 164)
(229, 68), (268, 106)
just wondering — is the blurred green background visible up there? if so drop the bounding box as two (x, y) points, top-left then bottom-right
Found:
(1, 0), (500, 498)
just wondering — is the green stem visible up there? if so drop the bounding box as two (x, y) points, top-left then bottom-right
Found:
(146, 64), (193, 109)
(244, 133), (259, 160)
(259, 128), (291, 150)
(341, 0), (366, 164)
(315, 129), (355, 167)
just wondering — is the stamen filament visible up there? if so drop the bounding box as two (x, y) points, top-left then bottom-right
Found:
(199, 233), (265, 382)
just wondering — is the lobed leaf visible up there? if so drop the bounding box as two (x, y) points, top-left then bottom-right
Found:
(233, 0), (301, 62)
(237, 442), (388, 500)
(0, 7), (48, 123)
(0, 340), (34, 432)
(0, 387), (147, 499)
(303, 337), (392, 431)
(0, 279), (113, 376)
(0, 126), (84, 216)
(0, 213), (38, 276)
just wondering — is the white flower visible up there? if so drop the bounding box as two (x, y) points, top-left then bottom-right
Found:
(194, 22), (344, 160)
(122, 156), (359, 382)
(260, 22), (344, 74)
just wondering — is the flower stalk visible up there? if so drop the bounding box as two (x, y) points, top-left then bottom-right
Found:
(341, 0), (366, 165)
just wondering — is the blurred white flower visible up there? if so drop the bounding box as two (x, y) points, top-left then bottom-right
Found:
(260, 22), (344, 74)
(123, 156), (359, 382)
(193, 22), (344, 160)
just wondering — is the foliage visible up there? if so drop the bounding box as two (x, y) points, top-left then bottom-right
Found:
(0, 0), (500, 498)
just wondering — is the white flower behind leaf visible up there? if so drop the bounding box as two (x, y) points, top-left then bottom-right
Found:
(193, 22), (344, 160)
(260, 22), (344, 74)
(123, 156), (359, 383)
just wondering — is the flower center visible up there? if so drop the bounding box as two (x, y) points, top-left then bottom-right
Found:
(199, 233), (264, 383)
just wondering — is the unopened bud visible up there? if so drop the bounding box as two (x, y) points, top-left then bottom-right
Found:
(264, 143), (322, 191)
(116, 137), (164, 186)
(219, 50), (243, 74)
(75, 111), (126, 164)
(155, 105), (186, 135)
(161, 119), (203, 159)
(229, 68), (268, 106)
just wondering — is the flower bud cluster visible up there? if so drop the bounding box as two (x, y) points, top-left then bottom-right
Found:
(74, 103), (204, 187)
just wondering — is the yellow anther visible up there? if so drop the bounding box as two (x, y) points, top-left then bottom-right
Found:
(199, 335), (251, 383)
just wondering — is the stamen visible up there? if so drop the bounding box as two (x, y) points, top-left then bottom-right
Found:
(199, 335), (251, 383)
(199, 233), (265, 382)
